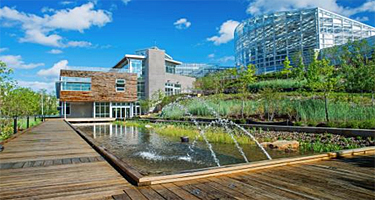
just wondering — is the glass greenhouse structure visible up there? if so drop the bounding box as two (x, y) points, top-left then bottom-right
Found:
(234, 7), (375, 74)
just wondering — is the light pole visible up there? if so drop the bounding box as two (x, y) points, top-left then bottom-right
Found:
(41, 91), (44, 121)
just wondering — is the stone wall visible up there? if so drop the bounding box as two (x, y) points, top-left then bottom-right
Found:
(60, 70), (137, 102)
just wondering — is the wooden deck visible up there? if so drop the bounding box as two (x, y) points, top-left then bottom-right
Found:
(1, 119), (374, 199)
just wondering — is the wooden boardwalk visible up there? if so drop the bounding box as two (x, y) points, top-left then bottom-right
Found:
(1, 119), (374, 199)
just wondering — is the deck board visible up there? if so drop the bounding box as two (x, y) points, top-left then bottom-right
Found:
(0, 119), (374, 200)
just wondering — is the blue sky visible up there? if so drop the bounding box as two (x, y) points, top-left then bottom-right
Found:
(0, 0), (374, 92)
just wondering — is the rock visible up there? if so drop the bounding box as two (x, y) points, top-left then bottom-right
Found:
(269, 140), (299, 150)
(145, 124), (153, 129)
(260, 142), (272, 148)
(261, 140), (299, 151)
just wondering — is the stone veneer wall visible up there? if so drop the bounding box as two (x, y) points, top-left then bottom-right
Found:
(60, 70), (137, 102)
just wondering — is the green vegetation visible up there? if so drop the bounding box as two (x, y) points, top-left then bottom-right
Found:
(115, 120), (254, 145)
(186, 40), (375, 129)
(0, 61), (58, 141)
(115, 120), (373, 153)
(161, 97), (375, 128)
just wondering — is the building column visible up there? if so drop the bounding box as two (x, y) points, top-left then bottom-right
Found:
(64, 101), (67, 119)
(109, 102), (113, 118)
(93, 102), (96, 118)
(130, 103), (134, 118)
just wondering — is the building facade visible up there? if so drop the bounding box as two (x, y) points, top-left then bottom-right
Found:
(56, 47), (195, 118)
(57, 70), (139, 119)
(113, 47), (196, 99)
(176, 63), (235, 78)
(235, 7), (375, 74)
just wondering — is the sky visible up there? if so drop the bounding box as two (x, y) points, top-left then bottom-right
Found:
(0, 0), (374, 93)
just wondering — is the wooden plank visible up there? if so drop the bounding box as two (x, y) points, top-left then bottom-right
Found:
(198, 178), (255, 200)
(112, 193), (131, 200)
(161, 183), (200, 200)
(216, 176), (288, 200)
(150, 184), (183, 200)
(266, 165), (375, 199)
(0, 120), (131, 199)
(138, 186), (165, 200)
(123, 187), (147, 200)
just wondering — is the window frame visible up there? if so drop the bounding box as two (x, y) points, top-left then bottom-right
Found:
(116, 79), (126, 92)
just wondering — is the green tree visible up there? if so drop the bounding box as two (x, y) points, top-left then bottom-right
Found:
(281, 56), (292, 79)
(231, 65), (257, 118)
(305, 57), (339, 122)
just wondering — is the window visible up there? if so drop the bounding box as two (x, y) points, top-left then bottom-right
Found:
(61, 77), (91, 91)
(116, 79), (126, 92)
(137, 79), (145, 99)
(95, 102), (110, 118)
(60, 102), (70, 115)
(165, 82), (181, 96)
(165, 62), (176, 74)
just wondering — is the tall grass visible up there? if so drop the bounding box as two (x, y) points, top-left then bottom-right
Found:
(115, 121), (255, 144)
(161, 98), (375, 128)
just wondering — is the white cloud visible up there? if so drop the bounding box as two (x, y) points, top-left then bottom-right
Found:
(174, 18), (191, 29)
(217, 56), (235, 63)
(0, 2), (112, 47)
(65, 40), (92, 48)
(208, 53), (215, 58)
(46, 3), (112, 32)
(60, 1), (74, 5)
(37, 60), (69, 77)
(0, 55), (44, 69)
(207, 20), (239, 45)
(0, 47), (8, 53)
(18, 80), (55, 93)
(19, 29), (62, 47)
(354, 16), (369, 22)
(48, 49), (63, 54)
(41, 7), (55, 13)
(121, 0), (131, 5)
(246, 0), (375, 17)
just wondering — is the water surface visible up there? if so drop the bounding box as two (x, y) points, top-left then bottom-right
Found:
(76, 123), (312, 175)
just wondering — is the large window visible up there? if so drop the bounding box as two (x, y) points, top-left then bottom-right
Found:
(166, 62), (176, 74)
(61, 77), (91, 91)
(130, 59), (144, 77)
(95, 102), (110, 118)
(137, 79), (145, 99)
(165, 82), (181, 96)
(116, 79), (126, 92)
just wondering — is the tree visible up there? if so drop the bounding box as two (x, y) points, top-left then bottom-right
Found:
(305, 57), (339, 122)
(291, 51), (306, 80)
(231, 65), (257, 118)
(281, 56), (292, 79)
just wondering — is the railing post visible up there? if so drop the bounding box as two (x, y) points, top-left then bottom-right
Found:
(13, 116), (17, 134)
(27, 116), (30, 129)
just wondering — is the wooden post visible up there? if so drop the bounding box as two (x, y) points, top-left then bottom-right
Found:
(27, 116), (29, 129)
(13, 117), (17, 134)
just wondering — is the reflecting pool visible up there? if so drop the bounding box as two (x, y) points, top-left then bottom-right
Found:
(75, 123), (311, 175)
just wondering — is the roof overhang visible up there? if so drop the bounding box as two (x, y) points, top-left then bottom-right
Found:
(113, 54), (146, 69)
(166, 58), (182, 65)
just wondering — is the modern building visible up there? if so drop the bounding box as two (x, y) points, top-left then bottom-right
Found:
(57, 69), (139, 119)
(176, 63), (234, 78)
(113, 47), (196, 99)
(234, 7), (375, 74)
(56, 47), (195, 118)
(319, 35), (375, 65)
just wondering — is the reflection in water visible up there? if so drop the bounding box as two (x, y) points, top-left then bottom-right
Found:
(76, 123), (310, 175)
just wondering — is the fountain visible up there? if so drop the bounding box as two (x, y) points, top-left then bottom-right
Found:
(160, 95), (272, 167)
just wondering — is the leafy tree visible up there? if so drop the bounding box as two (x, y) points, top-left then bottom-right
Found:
(305, 57), (339, 122)
(291, 51), (306, 80)
(281, 56), (292, 79)
(230, 65), (257, 118)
